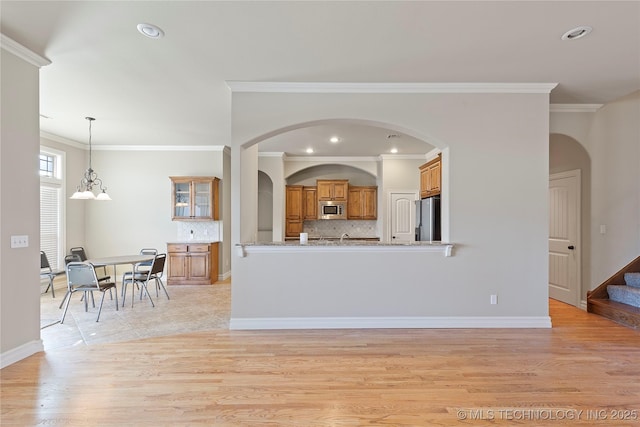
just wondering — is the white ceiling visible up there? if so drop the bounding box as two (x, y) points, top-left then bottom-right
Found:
(1, 1), (639, 156)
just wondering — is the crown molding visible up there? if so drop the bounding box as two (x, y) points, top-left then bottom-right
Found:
(94, 145), (228, 152)
(1, 34), (50, 68)
(226, 81), (558, 94)
(550, 104), (603, 113)
(40, 131), (84, 149)
(425, 148), (441, 160)
(285, 156), (379, 162)
(258, 152), (286, 158)
(378, 154), (427, 161)
(40, 132), (227, 152)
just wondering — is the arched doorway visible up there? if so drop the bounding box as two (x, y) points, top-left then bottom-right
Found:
(549, 133), (592, 307)
(257, 171), (274, 242)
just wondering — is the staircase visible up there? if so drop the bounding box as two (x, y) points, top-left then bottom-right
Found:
(587, 256), (640, 329)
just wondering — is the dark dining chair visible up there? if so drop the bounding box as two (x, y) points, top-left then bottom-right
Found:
(146, 253), (169, 300)
(60, 262), (118, 323)
(118, 248), (157, 298)
(40, 251), (64, 298)
(121, 254), (167, 308)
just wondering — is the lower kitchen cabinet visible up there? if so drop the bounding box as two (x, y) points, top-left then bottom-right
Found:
(167, 242), (219, 285)
(286, 219), (303, 236)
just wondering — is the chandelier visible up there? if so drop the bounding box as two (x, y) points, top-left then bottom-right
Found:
(70, 117), (111, 200)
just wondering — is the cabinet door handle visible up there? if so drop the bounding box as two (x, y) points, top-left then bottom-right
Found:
(568, 245), (575, 250)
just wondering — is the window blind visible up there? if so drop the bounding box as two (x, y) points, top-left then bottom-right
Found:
(40, 184), (61, 270)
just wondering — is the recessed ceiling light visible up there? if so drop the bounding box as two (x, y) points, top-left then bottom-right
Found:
(390, 148), (398, 154)
(306, 148), (314, 154)
(561, 26), (592, 41)
(329, 136), (340, 143)
(137, 23), (165, 39)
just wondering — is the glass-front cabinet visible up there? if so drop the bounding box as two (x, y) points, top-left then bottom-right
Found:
(170, 176), (220, 220)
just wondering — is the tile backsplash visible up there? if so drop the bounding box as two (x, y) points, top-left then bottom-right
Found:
(177, 221), (222, 241)
(303, 220), (377, 238)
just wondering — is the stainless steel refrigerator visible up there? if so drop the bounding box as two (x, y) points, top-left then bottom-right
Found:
(415, 196), (441, 241)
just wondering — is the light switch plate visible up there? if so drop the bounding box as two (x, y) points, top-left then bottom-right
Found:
(10, 235), (29, 248)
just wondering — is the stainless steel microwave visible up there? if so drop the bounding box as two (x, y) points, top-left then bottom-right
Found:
(318, 200), (347, 220)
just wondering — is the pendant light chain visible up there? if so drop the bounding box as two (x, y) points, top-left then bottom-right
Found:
(69, 116), (111, 200)
(87, 116), (94, 172)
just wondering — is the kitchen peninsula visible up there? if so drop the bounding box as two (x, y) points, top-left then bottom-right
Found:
(231, 238), (459, 330)
(237, 240), (453, 256)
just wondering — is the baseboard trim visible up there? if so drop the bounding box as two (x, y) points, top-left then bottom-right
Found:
(230, 316), (552, 330)
(219, 270), (231, 281)
(1, 339), (44, 369)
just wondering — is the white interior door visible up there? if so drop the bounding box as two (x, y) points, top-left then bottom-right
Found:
(549, 170), (581, 306)
(390, 192), (417, 243)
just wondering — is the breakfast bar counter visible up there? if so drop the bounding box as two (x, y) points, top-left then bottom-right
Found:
(236, 240), (454, 256)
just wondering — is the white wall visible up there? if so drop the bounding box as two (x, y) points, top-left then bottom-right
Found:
(550, 91), (640, 291)
(38, 145), (230, 279)
(285, 158), (378, 178)
(1, 49), (43, 364)
(257, 171), (274, 241)
(287, 163), (376, 186)
(258, 154), (285, 241)
(231, 90), (551, 326)
(588, 92), (640, 285)
(84, 148), (227, 277)
(222, 148), (232, 276)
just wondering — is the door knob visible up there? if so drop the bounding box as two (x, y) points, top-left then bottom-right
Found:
(568, 245), (575, 250)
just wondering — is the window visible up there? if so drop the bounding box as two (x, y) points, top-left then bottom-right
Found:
(39, 153), (55, 177)
(40, 148), (64, 270)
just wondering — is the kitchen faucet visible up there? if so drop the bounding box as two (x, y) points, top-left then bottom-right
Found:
(340, 233), (350, 243)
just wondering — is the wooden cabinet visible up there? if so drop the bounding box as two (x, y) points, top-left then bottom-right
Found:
(167, 242), (219, 285)
(317, 180), (348, 201)
(419, 155), (441, 198)
(285, 185), (304, 237)
(170, 177), (219, 221)
(303, 186), (317, 220)
(348, 186), (377, 220)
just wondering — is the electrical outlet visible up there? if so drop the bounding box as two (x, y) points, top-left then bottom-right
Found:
(490, 294), (498, 305)
(10, 235), (29, 248)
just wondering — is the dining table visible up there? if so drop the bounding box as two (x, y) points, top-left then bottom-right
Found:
(87, 254), (156, 285)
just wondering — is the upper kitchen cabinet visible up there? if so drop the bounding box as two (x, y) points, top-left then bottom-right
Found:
(285, 185), (303, 237)
(348, 186), (377, 220)
(419, 155), (441, 198)
(317, 180), (348, 201)
(303, 186), (317, 220)
(170, 176), (220, 221)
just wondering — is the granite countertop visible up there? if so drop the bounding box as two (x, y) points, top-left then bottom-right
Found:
(284, 236), (380, 241)
(236, 240), (455, 256)
(240, 240), (449, 247)
(167, 240), (221, 244)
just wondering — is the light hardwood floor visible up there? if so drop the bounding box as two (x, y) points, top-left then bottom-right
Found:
(2, 287), (640, 426)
